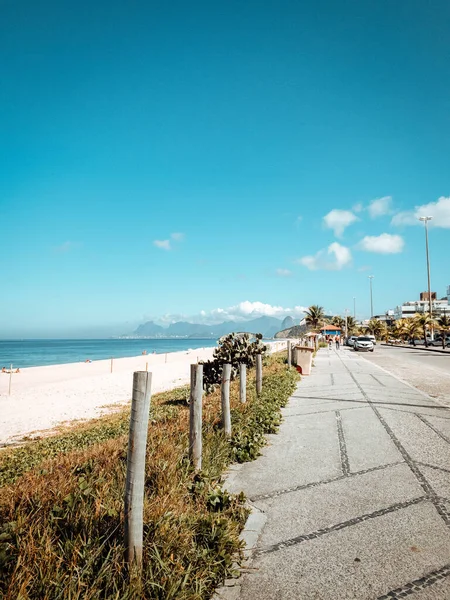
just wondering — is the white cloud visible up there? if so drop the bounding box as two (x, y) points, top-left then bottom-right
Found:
(153, 301), (308, 325)
(298, 242), (352, 271)
(275, 268), (292, 277)
(353, 202), (364, 213)
(392, 196), (450, 228)
(153, 239), (171, 250)
(358, 233), (404, 254)
(368, 196), (392, 218)
(323, 209), (358, 237)
(153, 232), (185, 250)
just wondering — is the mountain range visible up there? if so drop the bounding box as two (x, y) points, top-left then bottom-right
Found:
(131, 316), (296, 339)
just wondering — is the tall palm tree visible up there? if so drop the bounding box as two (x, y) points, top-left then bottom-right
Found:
(413, 313), (436, 348)
(436, 315), (450, 349)
(305, 305), (325, 331)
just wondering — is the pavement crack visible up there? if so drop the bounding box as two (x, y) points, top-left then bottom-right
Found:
(415, 413), (450, 445)
(256, 496), (427, 556)
(336, 410), (350, 475)
(377, 563), (450, 599)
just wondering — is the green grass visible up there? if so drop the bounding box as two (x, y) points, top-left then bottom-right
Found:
(0, 354), (299, 600)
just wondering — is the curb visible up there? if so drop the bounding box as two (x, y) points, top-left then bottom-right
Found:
(381, 343), (449, 355)
(212, 505), (267, 600)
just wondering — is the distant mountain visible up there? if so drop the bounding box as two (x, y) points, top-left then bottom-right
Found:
(134, 321), (165, 336)
(281, 316), (295, 330)
(131, 316), (284, 339)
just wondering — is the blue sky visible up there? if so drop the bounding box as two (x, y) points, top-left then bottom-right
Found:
(1, 0), (450, 337)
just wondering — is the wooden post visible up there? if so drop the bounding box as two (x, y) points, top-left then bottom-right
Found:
(256, 354), (262, 396)
(189, 364), (203, 470)
(145, 362), (148, 372)
(124, 371), (152, 568)
(110, 357), (113, 373)
(221, 363), (232, 438)
(287, 341), (292, 368)
(239, 363), (246, 404)
(165, 353), (168, 363)
(8, 364), (12, 396)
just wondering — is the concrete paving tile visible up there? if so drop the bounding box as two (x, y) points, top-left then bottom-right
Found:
(240, 502), (450, 600)
(423, 414), (450, 439)
(226, 411), (341, 498)
(341, 406), (402, 471)
(417, 466), (450, 499)
(254, 463), (422, 547)
(378, 409), (450, 470)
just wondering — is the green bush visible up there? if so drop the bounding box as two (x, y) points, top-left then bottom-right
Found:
(200, 333), (267, 394)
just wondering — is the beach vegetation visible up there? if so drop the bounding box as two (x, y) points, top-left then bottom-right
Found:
(200, 332), (267, 394)
(0, 353), (298, 600)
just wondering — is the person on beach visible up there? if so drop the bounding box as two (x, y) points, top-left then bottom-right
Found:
(335, 335), (340, 350)
(328, 337), (332, 349)
(1, 367), (5, 373)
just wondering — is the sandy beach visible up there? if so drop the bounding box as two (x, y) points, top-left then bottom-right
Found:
(0, 341), (287, 445)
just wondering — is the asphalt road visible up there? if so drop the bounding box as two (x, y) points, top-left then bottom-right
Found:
(357, 344), (450, 408)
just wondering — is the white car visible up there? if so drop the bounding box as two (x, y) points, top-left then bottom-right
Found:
(367, 335), (376, 345)
(347, 336), (358, 347)
(354, 336), (374, 352)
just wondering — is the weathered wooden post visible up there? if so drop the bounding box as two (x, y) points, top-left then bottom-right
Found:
(287, 341), (292, 368)
(239, 363), (246, 404)
(221, 363), (232, 437)
(8, 364), (12, 396)
(189, 364), (203, 470)
(256, 354), (262, 396)
(124, 371), (152, 568)
(110, 357), (113, 373)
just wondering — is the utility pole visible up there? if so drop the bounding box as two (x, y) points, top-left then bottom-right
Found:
(344, 309), (349, 339)
(419, 216), (433, 340)
(368, 276), (374, 319)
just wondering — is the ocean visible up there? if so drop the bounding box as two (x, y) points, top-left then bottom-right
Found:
(0, 339), (218, 368)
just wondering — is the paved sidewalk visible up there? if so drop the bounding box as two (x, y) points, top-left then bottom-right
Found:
(225, 348), (450, 599)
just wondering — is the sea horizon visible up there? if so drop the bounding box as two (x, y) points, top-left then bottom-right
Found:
(0, 338), (219, 369)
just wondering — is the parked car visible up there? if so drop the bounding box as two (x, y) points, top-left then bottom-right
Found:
(346, 336), (358, 347)
(366, 335), (376, 345)
(354, 337), (374, 352)
(429, 337), (450, 347)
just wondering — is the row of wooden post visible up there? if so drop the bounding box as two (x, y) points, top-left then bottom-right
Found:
(123, 348), (270, 568)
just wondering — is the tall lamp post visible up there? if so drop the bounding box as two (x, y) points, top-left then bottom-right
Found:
(419, 216), (433, 340)
(368, 276), (374, 319)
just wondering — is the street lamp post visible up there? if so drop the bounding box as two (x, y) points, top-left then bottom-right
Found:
(344, 308), (349, 339)
(368, 276), (374, 319)
(419, 216), (433, 340)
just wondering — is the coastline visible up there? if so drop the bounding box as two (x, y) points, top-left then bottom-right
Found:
(0, 341), (287, 446)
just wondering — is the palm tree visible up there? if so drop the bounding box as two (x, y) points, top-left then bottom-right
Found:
(331, 316), (345, 329)
(436, 315), (450, 349)
(346, 316), (358, 336)
(404, 319), (420, 345)
(305, 305), (325, 331)
(413, 313), (436, 348)
(366, 319), (384, 339)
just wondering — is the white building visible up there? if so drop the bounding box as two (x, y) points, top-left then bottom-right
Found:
(394, 293), (449, 320)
